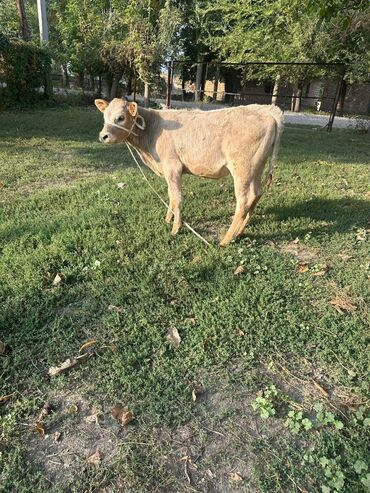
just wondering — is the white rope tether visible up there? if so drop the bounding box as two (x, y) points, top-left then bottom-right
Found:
(125, 143), (211, 246)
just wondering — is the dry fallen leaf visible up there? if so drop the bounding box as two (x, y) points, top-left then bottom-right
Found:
(48, 352), (91, 376)
(355, 229), (366, 242)
(0, 341), (6, 355)
(312, 379), (329, 398)
(235, 328), (245, 337)
(52, 273), (62, 287)
(79, 340), (97, 353)
(330, 297), (357, 314)
(230, 472), (243, 482)
(54, 431), (61, 442)
(35, 421), (45, 437)
(117, 182), (127, 189)
(313, 263), (329, 277)
(85, 414), (99, 424)
(298, 262), (309, 273)
(107, 304), (124, 314)
(337, 253), (353, 261)
(38, 403), (53, 420)
(115, 239), (124, 246)
(167, 327), (181, 348)
(85, 406), (102, 424)
(111, 403), (124, 419)
(292, 237), (300, 244)
(111, 405), (134, 426)
(121, 410), (134, 427)
(233, 265), (245, 276)
(0, 393), (14, 405)
(104, 344), (118, 352)
(192, 389), (197, 402)
(88, 449), (102, 466)
(69, 403), (78, 414)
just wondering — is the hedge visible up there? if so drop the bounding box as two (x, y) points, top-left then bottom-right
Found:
(0, 33), (52, 105)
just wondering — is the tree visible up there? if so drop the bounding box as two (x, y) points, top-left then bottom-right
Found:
(199, 0), (369, 110)
(15, 0), (31, 41)
(122, 0), (181, 105)
(307, 0), (370, 114)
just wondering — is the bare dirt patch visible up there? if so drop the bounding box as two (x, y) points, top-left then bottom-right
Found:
(279, 239), (319, 263)
(25, 391), (125, 487)
(24, 357), (364, 493)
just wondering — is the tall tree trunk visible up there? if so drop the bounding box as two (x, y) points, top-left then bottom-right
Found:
(44, 71), (53, 98)
(15, 0), (30, 41)
(195, 55), (204, 102)
(61, 64), (70, 88)
(200, 62), (207, 101)
(89, 74), (95, 92)
(291, 81), (303, 112)
(241, 66), (248, 101)
(144, 82), (150, 107)
(126, 72), (132, 96)
(271, 74), (281, 105)
(104, 74), (113, 98)
(337, 80), (347, 117)
(98, 75), (102, 97)
(110, 72), (122, 99)
(78, 71), (85, 90)
(182, 65), (186, 101)
(212, 61), (220, 101)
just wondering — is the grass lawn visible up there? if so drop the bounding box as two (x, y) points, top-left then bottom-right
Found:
(0, 107), (369, 493)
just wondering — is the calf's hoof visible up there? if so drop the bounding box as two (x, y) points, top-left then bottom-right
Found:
(219, 238), (231, 247)
(171, 223), (182, 236)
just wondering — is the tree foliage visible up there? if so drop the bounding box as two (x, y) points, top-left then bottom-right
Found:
(0, 33), (51, 104)
(202, 0), (369, 82)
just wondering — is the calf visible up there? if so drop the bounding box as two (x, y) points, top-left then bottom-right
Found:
(95, 98), (284, 246)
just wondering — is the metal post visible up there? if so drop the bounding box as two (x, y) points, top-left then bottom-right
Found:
(166, 61), (173, 108)
(37, 0), (49, 44)
(327, 66), (345, 132)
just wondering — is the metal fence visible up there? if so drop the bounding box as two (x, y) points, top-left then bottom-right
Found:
(159, 60), (346, 131)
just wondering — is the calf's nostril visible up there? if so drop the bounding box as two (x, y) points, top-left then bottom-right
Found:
(102, 134), (109, 141)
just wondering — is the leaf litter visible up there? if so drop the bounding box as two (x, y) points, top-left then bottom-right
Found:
(330, 297), (357, 313)
(48, 353), (91, 376)
(167, 327), (181, 348)
(111, 404), (135, 427)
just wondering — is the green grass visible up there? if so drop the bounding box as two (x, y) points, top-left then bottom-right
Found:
(0, 107), (369, 493)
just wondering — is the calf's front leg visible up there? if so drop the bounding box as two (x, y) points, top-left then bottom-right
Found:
(163, 163), (183, 235)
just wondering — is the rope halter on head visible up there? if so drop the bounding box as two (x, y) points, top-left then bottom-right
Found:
(106, 109), (146, 139)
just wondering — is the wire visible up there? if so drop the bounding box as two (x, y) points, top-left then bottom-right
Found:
(125, 143), (211, 247)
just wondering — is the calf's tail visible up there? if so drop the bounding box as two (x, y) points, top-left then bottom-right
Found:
(266, 108), (284, 188)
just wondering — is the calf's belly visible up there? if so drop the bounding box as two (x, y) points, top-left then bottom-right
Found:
(183, 162), (229, 179)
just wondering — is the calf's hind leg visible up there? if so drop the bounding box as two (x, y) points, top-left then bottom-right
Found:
(165, 199), (174, 224)
(220, 171), (263, 247)
(233, 181), (262, 238)
(220, 178), (249, 247)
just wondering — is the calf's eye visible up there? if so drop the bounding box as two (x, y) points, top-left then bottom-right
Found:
(117, 116), (124, 123)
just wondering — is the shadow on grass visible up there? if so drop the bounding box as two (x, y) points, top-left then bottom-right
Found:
(279, 127), (370, 165)
(247, 197), (370, 243)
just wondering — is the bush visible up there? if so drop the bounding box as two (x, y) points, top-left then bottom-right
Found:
(0, 33), (52, 106)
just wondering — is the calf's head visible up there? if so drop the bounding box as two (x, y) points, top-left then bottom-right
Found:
(95, 97), (139, 144)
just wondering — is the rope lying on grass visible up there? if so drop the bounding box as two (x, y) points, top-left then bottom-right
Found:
(125, 142), (211, 246)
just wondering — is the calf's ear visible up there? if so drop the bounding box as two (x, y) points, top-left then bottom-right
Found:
(128, 102), (138, 117)
(95, 99), (109, 113)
